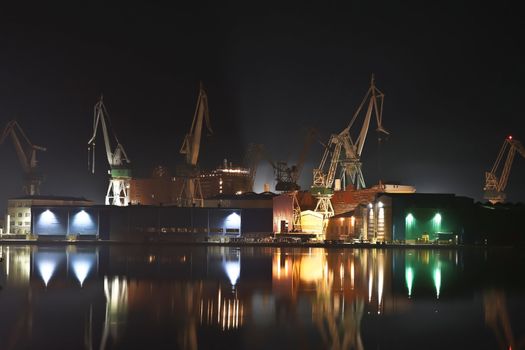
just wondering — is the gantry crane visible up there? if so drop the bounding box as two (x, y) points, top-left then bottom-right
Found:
(339, 75), (388, 190)
(484, 136), (525, 204)
(179, 82), (212, 207)
(0, 120), (47, 195)
(88, 96), (132, 206)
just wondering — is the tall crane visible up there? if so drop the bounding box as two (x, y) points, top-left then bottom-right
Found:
(484, 136), (525, 204)
(0, 120), (46, 195)
(310, 76), (389, 233)
(179, 82), (212, 207)
(311, 134), (344, 222)
(88, 96), (132, 206)
(339, 75), (388, 190)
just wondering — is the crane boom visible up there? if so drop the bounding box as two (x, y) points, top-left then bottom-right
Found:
(484, 136), (525, 204)
(88, 97), (130, 171)
(178, 83), (213, 207)
(0, 120), (47, 195)
(340, 75), (388, 190)
(87, 96), (132, 206)
(180, 82), (212, 166)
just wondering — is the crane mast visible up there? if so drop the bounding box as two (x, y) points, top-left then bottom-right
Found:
(179, 82), (212, 207)
(311, 134), (343, 224)
(0, 120), (46, 195)
(484, 136), (525, 204)
(87, 96), (131, 206)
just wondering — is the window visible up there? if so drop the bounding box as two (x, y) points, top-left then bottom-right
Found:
(10, 221), (15, 226)
(18, 213), (22, 217)
(25, 213), (30, 217)
(25, 221), (30, 226)
(18, 222), (22, 226)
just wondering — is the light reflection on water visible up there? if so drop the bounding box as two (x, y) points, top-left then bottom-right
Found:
(0, 245), (524, 350)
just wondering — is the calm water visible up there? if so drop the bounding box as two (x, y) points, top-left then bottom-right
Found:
(1, 244), (524, 350)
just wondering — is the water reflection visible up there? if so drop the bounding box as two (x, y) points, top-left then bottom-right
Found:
(0, 245), (524, 349)
(100, 276), (128, 349)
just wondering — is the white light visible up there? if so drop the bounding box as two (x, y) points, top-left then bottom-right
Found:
(368, 203), (373, 208)
(72, 210), (93, 227)
(378, 201), (384, 208)
(223, 261), (240, 286)
(225, 212), (241, 227)
(38, 259), (57, 287)
(72, 259), (93, 287)
(39, 209), (57, 225)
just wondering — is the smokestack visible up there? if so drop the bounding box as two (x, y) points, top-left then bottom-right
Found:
(263, 183), (270, 192)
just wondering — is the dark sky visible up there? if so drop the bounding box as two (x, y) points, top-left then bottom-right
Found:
(0, 1), (524, 210)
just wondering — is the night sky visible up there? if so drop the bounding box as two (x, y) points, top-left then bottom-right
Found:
(1, 2), (524, 211)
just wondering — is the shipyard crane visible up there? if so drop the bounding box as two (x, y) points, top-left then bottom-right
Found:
(0, 120), (46, 195)
(484, 136), (525, 204)
(88, 96), (132, 206)
(310, 76), (389, 233)
(339, 75), (389, 190)
(179, 82), (212, 207)
(311, 134), (344, 222)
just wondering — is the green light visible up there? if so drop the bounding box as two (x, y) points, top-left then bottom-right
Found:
(433, 265), (441, 299)
(405, 266), (414, 298)
(433, 213), (442, 225)
(405, 213), (414, 225)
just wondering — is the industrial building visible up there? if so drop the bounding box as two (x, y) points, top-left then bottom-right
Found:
(31, 205), (273, 242)
(326, 193), (473, 243)
(5, 196), (93, 236)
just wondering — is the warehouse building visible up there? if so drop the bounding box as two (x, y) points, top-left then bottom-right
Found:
(5, 196), (93, 236)
(327, 193), (473, 243)
(31, 205), (273, 242)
